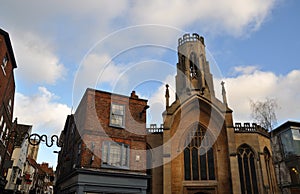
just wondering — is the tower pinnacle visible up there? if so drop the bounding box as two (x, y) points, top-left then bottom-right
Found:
(165, 84), (170, 108)
(221, 81), (228, 106)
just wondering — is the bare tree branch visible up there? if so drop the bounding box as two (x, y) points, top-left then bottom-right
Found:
(250, 98), (278, 131)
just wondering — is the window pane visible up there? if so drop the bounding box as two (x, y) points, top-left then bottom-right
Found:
(207, 148), (215, 180)
(111, 115), (123, 126)
(102, 142), (108, 164)
(281, 130), (294, 156)
(2, 55), (8, 68)
(121, 145), (129, 166)
(112, 104), (124, 115)
(243, 156), (251, 194)
(238, 155), (245, 194)
(102, 142), (129, 168)
(200, 148), (207, 180)
(192, 148), (199, 180)
(110, 104), (124, 127)
(292, 130), (300, 155)
(250, 155), (259, 194)
(184, 148), (191, 180)
(110, 143), (121, 166)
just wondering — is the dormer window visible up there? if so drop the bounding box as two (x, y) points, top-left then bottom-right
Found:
(110, 104), (125, 128)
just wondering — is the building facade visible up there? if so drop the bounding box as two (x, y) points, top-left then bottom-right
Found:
(39, 162), (55, 194)
(5, 124), (32, 192)
(0, 28), (17, 190)
(146, 33), (278, 194)
(22, 157), (49, 194)
(271, 121), (300, 194)
(56, 33), (279, 194)
(56, 89), (149, 193)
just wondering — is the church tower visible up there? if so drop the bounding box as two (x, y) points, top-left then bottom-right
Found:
(176, 33), (215, 99)
(159, 33), (278, 194)
(162, 33), (232, 194)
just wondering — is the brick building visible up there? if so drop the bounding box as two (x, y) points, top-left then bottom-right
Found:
(22, 157), (52, 193)
(39, 162), (55, 193)
(56, 89), (149, 193)
(0, 28), (17, 190)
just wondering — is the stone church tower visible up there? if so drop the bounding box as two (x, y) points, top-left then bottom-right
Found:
(159, 33), (278, 194)
(175, 34), (215, 99)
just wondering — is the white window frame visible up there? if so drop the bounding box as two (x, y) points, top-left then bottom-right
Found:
(109, 103), (125, 128)
(102, 141), (129, 169)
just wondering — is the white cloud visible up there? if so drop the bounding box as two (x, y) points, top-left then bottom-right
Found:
(14, 87), (71, 135)
(81, 53), (125, 84)
(233, 66), (260, 75)
(146, 74), (176, 125)
(221, 68), (300, 125)
(73, 52), (177, 108)
(1, 0), (277, 38)
(130, 0), (276, 36)
(0, 0), (279, 88)
(13, 32), (66, 84)
(72, 53), (126, 107)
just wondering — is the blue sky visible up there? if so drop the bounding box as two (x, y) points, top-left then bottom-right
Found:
(0, 0), (299, 168)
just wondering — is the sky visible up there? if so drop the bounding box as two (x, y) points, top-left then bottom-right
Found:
(0, 0), (299, 168)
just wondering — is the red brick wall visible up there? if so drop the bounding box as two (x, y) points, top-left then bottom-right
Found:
(76, 89), (148, 173)
(0, 33), (16, 108)
(0, 31), (17, 177)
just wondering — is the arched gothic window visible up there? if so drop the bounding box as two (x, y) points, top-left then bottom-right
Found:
(189, 52), (198, 78)
(264, 147), (275, 193)
(184, 124), (215, 180)
(237, 144), (259, 194)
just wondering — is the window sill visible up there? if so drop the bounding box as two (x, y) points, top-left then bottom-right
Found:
(109, 124), (125, 129)
(101, 164), (129, 170)
(183, 180), (218, 187)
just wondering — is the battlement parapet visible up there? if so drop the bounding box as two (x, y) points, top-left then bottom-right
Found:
(234, 122), (269, 137)
(147, 124), (164, 134)
(178, 33), (204, 46)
